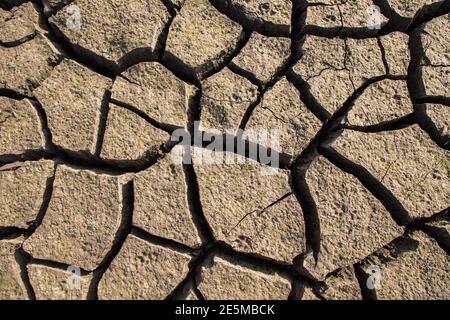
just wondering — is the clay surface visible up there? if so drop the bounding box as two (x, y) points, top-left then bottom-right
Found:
(0, 0), (448, 301)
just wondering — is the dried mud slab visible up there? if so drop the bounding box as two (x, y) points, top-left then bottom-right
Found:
(316, 267), (362, 300)
(379, 32), (410, 75)
(228, 193), (306, 263)
(421, 219), (450, 250)
(426, 104), (450, 138)
(335, 126), (450, 220)
(100, 104), (169, 160)
(346, 39), (385, 86)
(231, 32), (290, 82)
(360, 231), (450, 300)
(306, 0), (388, 28)
(195, 150), (306, 263)
(0, 2), (40, 45)
(0, 161), (54, 229)
(228, 0), (291, 26)
(304, 157), (403, 280)
(347, 80), (412, 126)
(0, 239), (28, 300)
(422, 66), (450, 97)
(422, 15), (450, 66)
(0, 0), (448, 302)
(246, 78), (322, 155)
(0, 97), (44, 155)
(198, 256), (291, 300)
(303, 68), (354, 115)
(34, 59), (112, 153)
(387, 0), (437, 17)
(200, 67), (258, 132)
(98, 234), (190, 300)
(50, 0), (170, 69)
(295, 36), (347, 80)
(27, 265), (92, 300)
(111, 62), (187, 127)
(23, 166), (123, 271)
(133, 156), (201, 246)
(164, 0), (243, 76)
(0, 34), (60, 94)
(293, 37), (387, 114)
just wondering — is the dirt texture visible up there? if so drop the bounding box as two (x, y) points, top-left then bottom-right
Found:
(0, 0), (449, 300)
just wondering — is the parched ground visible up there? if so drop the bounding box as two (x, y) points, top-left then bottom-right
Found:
(0, 0), (449, 300)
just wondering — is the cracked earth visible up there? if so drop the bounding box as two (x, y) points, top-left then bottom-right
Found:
(0, 0), (449, 300)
